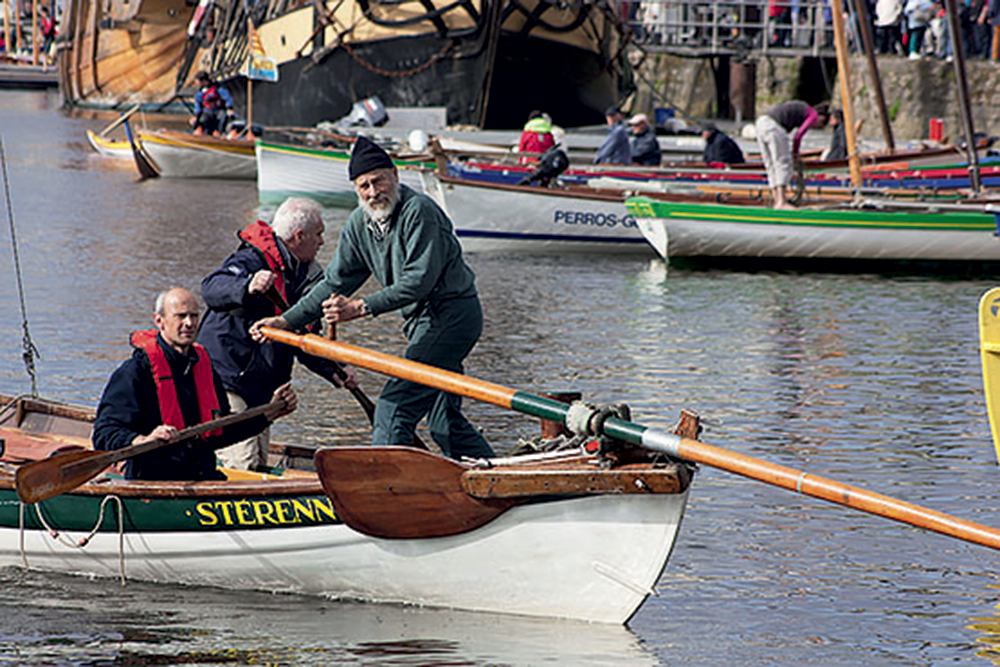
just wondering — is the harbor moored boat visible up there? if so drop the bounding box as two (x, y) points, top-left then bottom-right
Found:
(979, 287), (1000, 464)
(0, 392), (694, 624)
(136, 129), (256, 179)
(255, 138), (432, 205)
(419, 169), (657, 254)
(192, 0), (632, 129)
(625, 194), (1000, 262)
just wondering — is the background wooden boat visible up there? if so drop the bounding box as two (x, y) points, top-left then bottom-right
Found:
(0, 393), (693, 623)
(418, 170), (658, 255)
(59, 0), (192, 109)
(137, 129), (256, 179)
(255, 138), (431, 205)
(626, 194), (1000, 262)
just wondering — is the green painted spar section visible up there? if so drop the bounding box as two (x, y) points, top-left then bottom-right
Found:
(509, 392), (572, 424)
(0, 490), (341, 533)
(625, 196), (995, 231)
(508, 392), (649, 445)
(602, 419), (649, 446)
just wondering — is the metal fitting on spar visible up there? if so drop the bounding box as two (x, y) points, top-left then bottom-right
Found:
(565, 400), (598, 436)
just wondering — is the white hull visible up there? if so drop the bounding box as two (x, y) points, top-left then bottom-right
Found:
(636, 214), (1000, 261)
(2, 492), (688, 624)
(420, 171), (659, 255)
(255, 140), (425, 207)
(140, 132), (257, 179)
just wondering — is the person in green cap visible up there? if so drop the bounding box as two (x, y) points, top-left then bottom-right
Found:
(250, 136), (495, 461)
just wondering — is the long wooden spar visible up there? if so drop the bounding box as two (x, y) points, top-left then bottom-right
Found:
(262, 327), (1000, 551)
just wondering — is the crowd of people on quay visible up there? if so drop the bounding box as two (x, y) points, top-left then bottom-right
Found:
(622, 0), (1000, 62)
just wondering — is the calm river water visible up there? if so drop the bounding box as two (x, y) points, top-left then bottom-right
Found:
(2, 90), (1000, 666)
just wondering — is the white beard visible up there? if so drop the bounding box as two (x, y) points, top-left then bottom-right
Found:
(359, 182), (400, 226)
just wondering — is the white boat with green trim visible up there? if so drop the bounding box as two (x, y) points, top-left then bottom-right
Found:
(0, 393), (693, 624)
(625, 195), (1000, 262)
(255, 139), (434, 207)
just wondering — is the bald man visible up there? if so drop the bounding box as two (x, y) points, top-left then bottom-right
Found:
(93, 287), (296, 480)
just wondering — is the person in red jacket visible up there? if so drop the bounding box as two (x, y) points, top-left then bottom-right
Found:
(517, 110), (556, 164)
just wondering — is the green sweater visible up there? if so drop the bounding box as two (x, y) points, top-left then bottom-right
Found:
(284, 184), (477, 330)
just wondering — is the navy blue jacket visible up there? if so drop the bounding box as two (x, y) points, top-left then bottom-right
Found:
(93, 333), (269, 480)
(629, 126), (662, 166)
(702, 129), (746, 165)
(199, 232), (337, 407)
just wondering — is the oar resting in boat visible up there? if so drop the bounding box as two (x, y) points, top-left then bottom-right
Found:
(15, 398), (288, 504)
(15, 288), (300, 505)
(263, 327), (1000, 551)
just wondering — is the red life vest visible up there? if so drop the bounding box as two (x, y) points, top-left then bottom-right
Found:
(238, 219), (287, 315)
(202, 85), (225, 111)
(130, 329), (222, 438)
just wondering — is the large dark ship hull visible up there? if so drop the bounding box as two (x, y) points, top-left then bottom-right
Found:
(227, 33), (492, 129)
(210, 0), (632, 130)
(59, 0), (632, 130)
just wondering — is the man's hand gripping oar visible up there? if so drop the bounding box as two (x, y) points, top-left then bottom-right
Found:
(250, 283), (428, 451)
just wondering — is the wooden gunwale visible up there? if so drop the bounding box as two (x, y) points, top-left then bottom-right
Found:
(0, 465), (324, 499)
(462, 460), (691, 498)
(139, 130), (256, 155)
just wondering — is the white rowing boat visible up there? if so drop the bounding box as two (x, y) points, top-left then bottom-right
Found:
(0, 393), (694, 624)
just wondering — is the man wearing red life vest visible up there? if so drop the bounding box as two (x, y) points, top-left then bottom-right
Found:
(199, 197), (358, 471)
(190, 70), (235, 137)
(93, 287), (297, 480)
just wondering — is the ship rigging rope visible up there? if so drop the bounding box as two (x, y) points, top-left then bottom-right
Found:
(0, 137), (41, 398)
(23, 495), (127, 585)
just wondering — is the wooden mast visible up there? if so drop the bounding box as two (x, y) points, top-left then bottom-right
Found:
(830, 0), (862, 187)
(944, 0), (981, 194)
(31, 0), (37, 64)
(850, 0), (895, 153)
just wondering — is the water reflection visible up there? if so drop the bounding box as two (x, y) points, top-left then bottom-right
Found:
(2, 91), (1000, 665)
(972, 585), (1000, 664)
(0, 568), (657, 667)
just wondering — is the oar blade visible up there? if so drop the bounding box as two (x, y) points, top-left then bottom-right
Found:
(15, 449), (112, 504)
(315, 446), (515, 539)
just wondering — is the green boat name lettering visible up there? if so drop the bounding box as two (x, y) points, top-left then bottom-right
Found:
(195, 497), (338, 527)
(553, 210), (637, 229)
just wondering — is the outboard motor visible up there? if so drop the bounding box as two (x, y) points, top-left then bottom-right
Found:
(517, 146), (570, 187)
(341, 96), (389, 128)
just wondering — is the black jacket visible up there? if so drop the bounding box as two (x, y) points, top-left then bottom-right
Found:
(93, 333), (268, 480)
(703, 129), (746, 165)
(630, 127), (662, 166)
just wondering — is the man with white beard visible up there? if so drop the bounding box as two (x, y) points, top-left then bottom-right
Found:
(250, 136), (495, 461)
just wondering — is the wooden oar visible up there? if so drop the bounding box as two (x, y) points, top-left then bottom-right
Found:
(262, 287), (427, 451)
(15, 399), (284, 505)
(122, 118), (160, 180)
(261, 327), (1000, 550)
(314, 446), (518, 538)
(99, 103), (142, 138)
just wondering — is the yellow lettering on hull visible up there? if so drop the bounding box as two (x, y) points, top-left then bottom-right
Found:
(195, 497), (339, 528)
